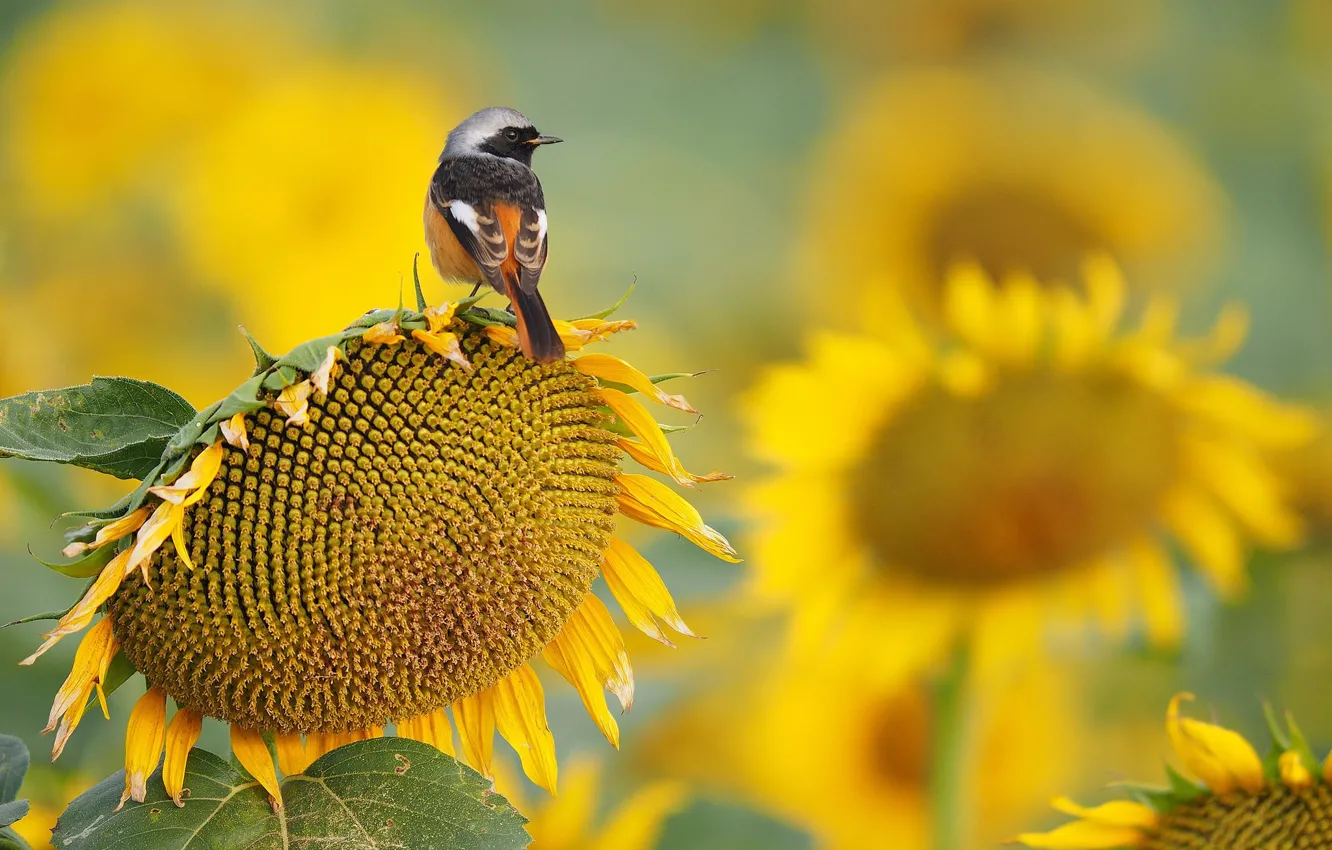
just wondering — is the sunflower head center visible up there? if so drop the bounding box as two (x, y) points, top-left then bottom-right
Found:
(929, 187), (1099, 285)
(852, 373), (1177, 585)
(108, 330), (622, 733)
(1147, 785), (1332, 848)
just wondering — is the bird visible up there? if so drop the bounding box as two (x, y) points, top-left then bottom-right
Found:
(424, 106), (566, 363)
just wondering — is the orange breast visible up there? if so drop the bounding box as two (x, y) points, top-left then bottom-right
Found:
(423, 196), (482, 283)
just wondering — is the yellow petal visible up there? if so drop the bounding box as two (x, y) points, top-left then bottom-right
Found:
(118, 687), (167, 809)
(423, 302), (459, 333)
(149, 442), (225, 506)
(1176, 375), (1317, 449)
(1015, 820), (1147, 848)
(303, 731), (333, 765)
(219, 412), (249, 450)
(589, 781), (689, 850)
(493, 664), (559, 795)
(615, 474), (740, 563)
(397, 708), (456, 757)
(1049, 286), (1096, 370)
(411, 328), (473, 371)
(163, 708), (203, 806)
(1179, 303), (1248, 365)
(1128, 539), (1183, 648)
(569, 318), (636, 343)
(363, 321), (405, 345)
(601, 538), (696, 645)
(600, 387), (694, 487)
(126, 501), (182, 584)
(230, 725), (282, 806)
(1184, 437), (1303, 548)
(1081, 253), (1126, 339)
(1280, 750), (1312, 789)
(993, 271), (1044, 367)
(61, 507), (150, 558)
(44, 616), (118, 754)
(542, 595), (633, 749)
(616, 438), (732, 486)
(309, 346), (341, 395)
(942, 261), (997, 355)
(1050, 796), (1157, 828)
(1162, 488), (1245, 598)
(1137, 294), (1179, 345)
(452, 690), (496, 778)
(484, 325), (521, 349)
(22, 548), (130, 666)
(274, 732), (309, 777)
(937, 350), (992, 397)
(574, 353), (697, 413)
(1166, 692), (1264, 795)
(275, 381), (312, 427)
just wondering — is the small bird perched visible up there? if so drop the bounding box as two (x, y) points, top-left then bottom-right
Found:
(424, 106), (565, 362)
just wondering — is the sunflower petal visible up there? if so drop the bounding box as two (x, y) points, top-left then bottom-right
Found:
(118, 688), (167, 809)
(1166, 692), (1264, 795)
(397, 708), (456, 757)
(574, 353), (697, 413)
(602, 538), (696, 644)
(163, 708), (203, 806)
(231, 724), (283, 806)
(615, 474), (739, 563)
(274, 732), (309, 776)
(452, 690), (496, 778)
(1015, 820), (1148, 848)
(493, 664), (559, 795)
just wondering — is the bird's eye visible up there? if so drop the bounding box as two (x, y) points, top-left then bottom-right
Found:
(504, 129), (519, 141)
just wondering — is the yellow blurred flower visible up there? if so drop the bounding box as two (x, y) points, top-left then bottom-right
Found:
(805, 0), (1163, 67)
(10, 770), (92, 849)
(1276, 410), (1332, 534)
(1018, 694), (1329, 849)
(2, 0), (283, 216)
(798, 68), (1223, 325)
(747, 259), (1313, 680)
(170, 63), (456, 353)
(497, 759), (687, 850)
(643, 649), (1077, 850)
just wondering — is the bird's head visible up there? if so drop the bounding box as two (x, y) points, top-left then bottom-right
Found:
(442, 106), (562, 167)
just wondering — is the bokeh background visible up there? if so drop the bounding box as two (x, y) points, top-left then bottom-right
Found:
(2, 1), (1332, 847)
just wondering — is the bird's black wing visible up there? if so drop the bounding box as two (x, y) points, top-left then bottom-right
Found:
(428, 169), (509, 292)
(513, 206), (548, 294)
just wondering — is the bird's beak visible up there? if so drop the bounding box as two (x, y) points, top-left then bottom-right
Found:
(529, 134), (563, 146)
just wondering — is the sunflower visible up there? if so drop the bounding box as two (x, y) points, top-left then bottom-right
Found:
(1, 0), (283, 216)
(12, 298), (736, 809)
(642, 645), (1077, 849)
(746, 258), (1313, 680)
(168, 62), (459, 353)
(496, 758), (686, 850)
(797, 68), (1223, 326)
(1018, 693), (1332, 849)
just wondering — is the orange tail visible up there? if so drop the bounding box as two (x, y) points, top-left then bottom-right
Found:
(504, 277), (565, 363)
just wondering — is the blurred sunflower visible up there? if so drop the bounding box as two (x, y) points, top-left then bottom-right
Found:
(2, 0), (283, 216)
(643, 649), (1077, 849)
(1276, 410), (1332, 535)
(798, 68), (1223, 326)
(497, 759), (686, 850)
(170, 63), (458, 353)
(15, 303), (735, 808)
(804, 0), (1163, 67)
(1018, 694), (1332, 849)
(747, 259), (1313, 679)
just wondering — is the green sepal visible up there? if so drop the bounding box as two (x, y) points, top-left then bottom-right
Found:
(412, 253), (429, 312)
(58, 458), (168, 523)
(261, 365), (303, 393)
(1115, 781), (1179, 814)
(30, 542), (116, 578)
(456, 291), (489, 311)
(578, 279), (636, 320)
(1, 610), (66, 630)
(1164, 763), (1206, 802)
(460, 306), (517, 328)
(239, 327), (278, 375)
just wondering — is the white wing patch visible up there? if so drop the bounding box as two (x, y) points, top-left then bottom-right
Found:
(536, 209), (548, 246)
(449, 200), (481, 236)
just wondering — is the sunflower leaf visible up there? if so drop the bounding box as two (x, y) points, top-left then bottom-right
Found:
(29, 542), (116, 579)
(53, 739), (530, 850)
(0, 379), (196, 480)
(0, 736), (29, 807)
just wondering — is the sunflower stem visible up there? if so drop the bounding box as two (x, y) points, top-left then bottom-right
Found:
(930, 640), (973, 850)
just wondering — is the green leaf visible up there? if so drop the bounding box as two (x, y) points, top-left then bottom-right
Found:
(101, 653), (138, 700)
(0, 735), (30, 805)
(0, 801), (27, 830)
(0, 827), (29, 850)
(0, 378), (196, 480)
(54, 739), (530, 849)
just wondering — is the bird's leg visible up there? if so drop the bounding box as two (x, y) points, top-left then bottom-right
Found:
(468, 282), (482, 298)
